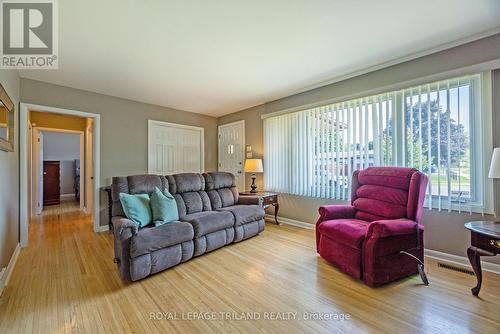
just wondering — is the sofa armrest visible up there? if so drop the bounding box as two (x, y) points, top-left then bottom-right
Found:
(366, 219), (423, 239)
(238, 196), (264, 207)
(111, 216), (139, 281)
(318, 205), (356, 222)
(112, 216), (138, 240)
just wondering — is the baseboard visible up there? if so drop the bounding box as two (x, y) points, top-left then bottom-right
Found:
(0, 243), (21, 296)
(60, 194), (76, 200)
(425, 249), (500, 275)
(94, 225), (110, 233)
(265, 214), (314, 230)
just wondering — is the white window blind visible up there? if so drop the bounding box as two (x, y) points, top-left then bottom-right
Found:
(264, 73), (492, 213)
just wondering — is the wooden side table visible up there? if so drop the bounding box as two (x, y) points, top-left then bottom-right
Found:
(464, 221), (500, 296)
(240, 192), (279, 225)
(104, 186), (113, 231)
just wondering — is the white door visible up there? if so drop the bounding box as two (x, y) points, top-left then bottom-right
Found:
(148, 120), (204, 175)
(218, 120), (245, 190)
(34, 129), (44, 215)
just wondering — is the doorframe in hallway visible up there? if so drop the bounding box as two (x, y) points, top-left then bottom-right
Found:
(32, 127), (85, 213)
(19, 103), (101, 247)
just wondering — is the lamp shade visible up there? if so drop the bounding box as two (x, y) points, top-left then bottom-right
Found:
(244, 159), (263, 173)
(489, 148), (500, 178)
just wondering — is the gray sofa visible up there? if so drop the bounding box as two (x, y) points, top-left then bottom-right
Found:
(111, 172), (265, 281)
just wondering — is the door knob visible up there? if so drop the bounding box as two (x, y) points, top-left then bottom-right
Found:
(43, 172), (47, 175)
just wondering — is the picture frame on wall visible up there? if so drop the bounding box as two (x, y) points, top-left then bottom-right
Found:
(0, 84), (15, 152)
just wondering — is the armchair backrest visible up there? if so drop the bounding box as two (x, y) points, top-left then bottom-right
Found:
(351, 167), (428, 223)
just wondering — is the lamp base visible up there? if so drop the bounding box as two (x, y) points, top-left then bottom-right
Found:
(250, 174), (257, 193)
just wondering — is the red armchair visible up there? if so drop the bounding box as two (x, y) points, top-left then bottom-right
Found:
(316, 167), (428, 286)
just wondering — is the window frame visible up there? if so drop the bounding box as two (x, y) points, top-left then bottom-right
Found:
(263, 71), (494, 214)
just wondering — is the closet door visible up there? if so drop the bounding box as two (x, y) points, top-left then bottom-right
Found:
(148, 120), (204, 175)
(43, 161), (60, 206)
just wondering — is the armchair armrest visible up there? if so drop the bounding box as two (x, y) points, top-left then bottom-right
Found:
(316, 205), (356, 252)
(238, 195), (264, 207)
(112, 216), (138, 240)
(318, 205), (356, 222)
(366, 219), (423, 239)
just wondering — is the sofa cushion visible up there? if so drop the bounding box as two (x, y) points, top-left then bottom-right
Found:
(204, 172), (235, 190)
(130, 221), (194, 258)
(318, 219), (369, 250)
(111, 175), (169, 217)
(217, 205), (265, 225)
(167, 173), (211, 216)
(203, 172), (239, 208)
(150, 187), (179, 225)
(181, 211), (234, 238)
(119, 193), (152, 228)
(171, 173), (205, 193)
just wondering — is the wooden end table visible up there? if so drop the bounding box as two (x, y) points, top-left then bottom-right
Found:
(104, 186), (113, 231)
(464, 221), (500, 296)
(240, 192), (279, 225)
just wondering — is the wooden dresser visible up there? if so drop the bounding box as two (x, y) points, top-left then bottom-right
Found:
(43, 160), (60, 206)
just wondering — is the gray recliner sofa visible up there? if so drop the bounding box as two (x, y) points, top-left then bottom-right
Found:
(111, 172), (265, 281)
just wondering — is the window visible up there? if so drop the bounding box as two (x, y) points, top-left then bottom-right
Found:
(263, 73), (492, 213)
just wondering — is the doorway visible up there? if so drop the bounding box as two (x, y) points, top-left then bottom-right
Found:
(218, 120), (245, 190)
(31, 127), (85, 215)
(20, 103), (101, 247)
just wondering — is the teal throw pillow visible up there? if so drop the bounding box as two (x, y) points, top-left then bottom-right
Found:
(119, 193), (152, 228)
(150, 187), (179, 226)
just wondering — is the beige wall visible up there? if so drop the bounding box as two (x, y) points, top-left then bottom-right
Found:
(20, 79), (219, 183)
(29, 110), (87, 131)
(218, 33), (500, 265)
(0, 70), (20, 269)
(20, 79), (218, 226)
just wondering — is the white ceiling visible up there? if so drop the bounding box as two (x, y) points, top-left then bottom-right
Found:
(20, 0), (500, 117)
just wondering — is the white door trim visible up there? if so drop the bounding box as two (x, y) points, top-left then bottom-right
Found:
(218, 120), (245, 190)
(34, 127), (85, 211)
(147, 120), (205, 174)
(20, 103), (101, 247)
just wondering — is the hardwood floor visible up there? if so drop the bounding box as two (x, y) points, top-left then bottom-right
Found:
(1, 206), (499, 333)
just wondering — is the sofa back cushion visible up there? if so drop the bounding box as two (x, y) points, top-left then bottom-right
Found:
(203, 172), (239, 209)
(351, 167), (416, 222)
(166, 173), (212, 217)
(111, 175), (169, 217)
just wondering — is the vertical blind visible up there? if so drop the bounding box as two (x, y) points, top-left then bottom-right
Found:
(264, 73), (488, 213)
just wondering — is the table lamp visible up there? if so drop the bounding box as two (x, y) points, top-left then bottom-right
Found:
(244, 158), (263, 193)
(489, 148), (500, 179)
(489, 148), (500, 216)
